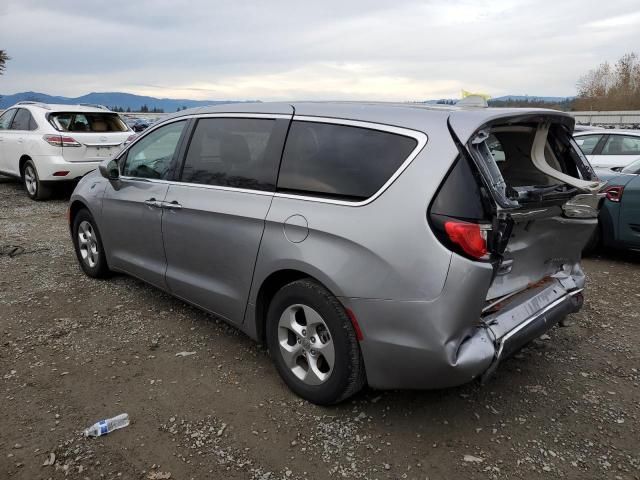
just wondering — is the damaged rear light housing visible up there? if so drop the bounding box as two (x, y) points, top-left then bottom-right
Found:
(43, 134), (81, 148)
(603, 185), (624, 203)
(444, 221), (489, 260)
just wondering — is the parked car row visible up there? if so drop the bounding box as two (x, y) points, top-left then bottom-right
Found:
(0, 102), (134, 199)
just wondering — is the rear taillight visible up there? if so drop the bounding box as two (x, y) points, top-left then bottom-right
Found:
(444, 221), (489, 259)
(124, 134), (137, 145)
(603, 185), (624, 202)
(43, 134), (81, 147)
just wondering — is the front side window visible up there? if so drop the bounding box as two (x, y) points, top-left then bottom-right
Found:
(180, 117), (278, 191)
(10, 109), (35, 131)
(277, 121), (418, 200)
(601, 135), (640, 155)
(0, 109), (16, 130)
(574, 134), (603, 155)
(122, 121), (186, 179)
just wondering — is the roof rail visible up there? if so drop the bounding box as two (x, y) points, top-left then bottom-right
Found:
(16, 101), (52, 110)
(78, 103), (111, 111)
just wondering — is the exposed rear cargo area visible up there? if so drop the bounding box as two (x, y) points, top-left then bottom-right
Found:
(432, 111), (602, 302)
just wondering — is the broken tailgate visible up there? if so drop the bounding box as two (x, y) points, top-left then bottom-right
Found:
(447, 109), (603, 300)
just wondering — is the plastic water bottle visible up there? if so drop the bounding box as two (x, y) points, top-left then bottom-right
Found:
(84, 413), (130, 437)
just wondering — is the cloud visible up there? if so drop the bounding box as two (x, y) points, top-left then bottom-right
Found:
(1, 0), (639, 100)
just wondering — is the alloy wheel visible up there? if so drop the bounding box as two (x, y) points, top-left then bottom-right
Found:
(277, 304), (335, 385)
(24, 165), (37, 196)
(77, 220), (99, 268)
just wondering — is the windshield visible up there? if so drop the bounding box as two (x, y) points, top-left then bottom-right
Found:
(48, 112), (129, 132)
(621, 157), (640, 174)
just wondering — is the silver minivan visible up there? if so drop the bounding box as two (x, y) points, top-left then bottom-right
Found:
(69, 102), (602, 404)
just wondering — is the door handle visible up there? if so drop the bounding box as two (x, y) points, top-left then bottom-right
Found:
(144, 198), (162, 208)
(162, 200), (182, 210)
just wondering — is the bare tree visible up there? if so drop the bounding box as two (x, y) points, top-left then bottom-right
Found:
(575, 52), (640, 110)
(0, 50), (9, 75)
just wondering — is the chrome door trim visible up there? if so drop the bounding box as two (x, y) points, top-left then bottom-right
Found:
(115, 113), (292, 173)
(118, 176), (275, 197)
(120, 113), (428, 206)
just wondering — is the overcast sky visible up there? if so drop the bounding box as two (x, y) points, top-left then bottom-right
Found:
(1, 0), (639, 101)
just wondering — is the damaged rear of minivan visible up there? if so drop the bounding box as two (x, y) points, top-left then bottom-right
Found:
(428, 110), (602, 383)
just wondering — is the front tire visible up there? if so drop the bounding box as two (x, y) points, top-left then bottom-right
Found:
(72, 209), (110, 278)
(266, 279), (366, 405)
(22, 159), (53, 201)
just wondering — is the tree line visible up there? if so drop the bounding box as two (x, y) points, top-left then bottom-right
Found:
(110, 105), (165, 113)
(573, 52), (640, 111)
(488, 52), (640, 111)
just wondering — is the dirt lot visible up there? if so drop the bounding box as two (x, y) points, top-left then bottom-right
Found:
(1, 176), (639, 480)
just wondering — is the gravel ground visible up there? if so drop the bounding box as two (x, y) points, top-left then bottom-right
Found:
(1, 176), (639, 480)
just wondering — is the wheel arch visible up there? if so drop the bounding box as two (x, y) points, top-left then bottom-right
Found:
(19, 155), (32, 176)
(252, 268), (342, 344)
(68, 199), (92, 232)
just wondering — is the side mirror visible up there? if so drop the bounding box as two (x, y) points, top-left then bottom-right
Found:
(99, 158), (120, 180)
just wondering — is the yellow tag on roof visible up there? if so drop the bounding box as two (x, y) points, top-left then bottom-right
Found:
(461, 89), (491, 100)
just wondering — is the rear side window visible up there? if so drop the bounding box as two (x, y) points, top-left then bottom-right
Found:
(10, 108), (36, 131)
(180, 118), (280, 191)
(0, 109), (16, 130)
(49, 112), (128, 132)
(574, 134), (603, 155)
(278, 121), (418, 200)
(601, 135), (640, 155)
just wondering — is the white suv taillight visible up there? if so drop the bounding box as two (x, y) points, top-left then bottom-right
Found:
(124, 134), (137, 145)
(43, 134), (81, 147)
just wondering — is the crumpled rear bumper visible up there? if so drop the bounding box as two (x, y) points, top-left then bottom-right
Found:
(344, 257), (585, 390)
(479, 284), (583, 382)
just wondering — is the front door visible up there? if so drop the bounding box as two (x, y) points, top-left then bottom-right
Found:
(162, 115), (290, 324)
(101, 120), (188, 289)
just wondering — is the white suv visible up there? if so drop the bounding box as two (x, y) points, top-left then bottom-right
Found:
(0, 102), (134, 200)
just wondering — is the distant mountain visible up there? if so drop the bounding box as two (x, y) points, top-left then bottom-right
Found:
(422, 95), (575, 104)
(0, 91), (255, 112)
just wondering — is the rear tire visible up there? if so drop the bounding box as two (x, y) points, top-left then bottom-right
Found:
(22, 159), (53, 201)
(72, 209), (111, 278)
(266, 279), (366, 405)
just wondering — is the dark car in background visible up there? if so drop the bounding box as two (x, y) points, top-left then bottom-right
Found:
(585, 159), (640, 252)
(131, 119), (152, 132)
